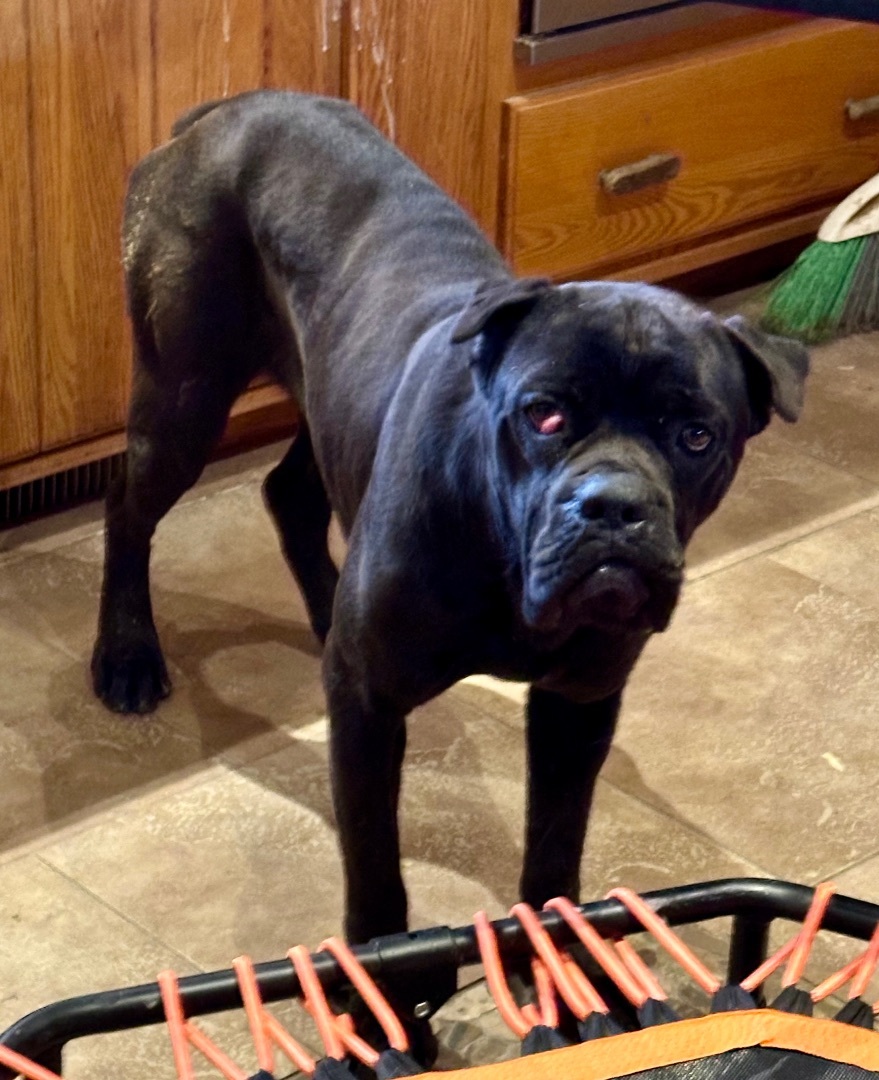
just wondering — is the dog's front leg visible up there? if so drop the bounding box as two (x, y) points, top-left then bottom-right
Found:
(324, 645), (408, 944)
(520, 686), (621, 908)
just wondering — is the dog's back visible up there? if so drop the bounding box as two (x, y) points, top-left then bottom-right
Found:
(122, 91), (506, 520)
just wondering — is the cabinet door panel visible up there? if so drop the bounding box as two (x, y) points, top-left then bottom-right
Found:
(348, 0), (514, 233)
(0, 0), (40, 464)
(30, 0), (152, 451)
(154, 0), (266, 140)
(264, 0), (341, 96)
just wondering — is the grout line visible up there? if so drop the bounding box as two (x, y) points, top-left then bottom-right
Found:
(34, 854), (206, 974)
(689, 490), (879, 582)
(453, 678), (779, 885)
(814, 848), (879, 889)
(452, 680), (865, 891)
(597, 774), (775, 881)
(768, 420), (879, 489)
(0, 759), (226, 869)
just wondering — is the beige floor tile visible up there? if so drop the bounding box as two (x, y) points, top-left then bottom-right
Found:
(685, 426), (879, 571)
(0, 443), (282, 565)
(0, 855), (196, 1075)
(774, 332), (879, 484)
(0, 546), (102, 659)
(0, 607), (210, 857)
(16, 677), (769, 1076)
(7, 480), (310, 658)
(835, 858), (879, 910)
(0, 491), (333, 773)
(35, 675), (764, 958)
(770, 506), (879, 614)
(607, 555), (879, 884)
(38, 761), (345, 973)
(405, 683), (764, 916)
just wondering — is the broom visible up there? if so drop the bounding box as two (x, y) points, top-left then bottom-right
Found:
(761, 171), (879, 344)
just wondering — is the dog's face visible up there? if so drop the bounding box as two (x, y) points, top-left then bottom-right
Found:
(452, 279), (808, 644)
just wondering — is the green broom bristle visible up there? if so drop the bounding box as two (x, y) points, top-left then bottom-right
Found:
(761, 234), (870, 344)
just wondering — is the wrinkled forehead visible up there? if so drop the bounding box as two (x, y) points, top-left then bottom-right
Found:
(505, 281), (740, 403)
(558, 280), (718, 360)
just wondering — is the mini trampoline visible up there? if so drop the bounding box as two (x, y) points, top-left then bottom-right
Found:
(3, 879), (879, 1080)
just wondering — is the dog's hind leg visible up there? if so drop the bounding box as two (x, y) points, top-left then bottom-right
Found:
(92, 192), (268, 713)
(263, 426), (339, 644)
(91, 348), (250, 714)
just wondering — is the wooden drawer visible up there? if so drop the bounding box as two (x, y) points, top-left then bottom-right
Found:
(502, 20), (879, 279)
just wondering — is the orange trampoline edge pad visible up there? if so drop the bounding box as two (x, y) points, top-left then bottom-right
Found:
(422, 1010), (879, 1080)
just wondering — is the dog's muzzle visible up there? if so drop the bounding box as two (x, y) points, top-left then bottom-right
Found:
(524, 468), (684, 636)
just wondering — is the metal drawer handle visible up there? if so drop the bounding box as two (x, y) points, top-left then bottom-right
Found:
(599, 152), (682, 196)
(846, 94), (879, 122)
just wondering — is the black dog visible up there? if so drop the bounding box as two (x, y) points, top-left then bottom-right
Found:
(92, 91), (808, 944)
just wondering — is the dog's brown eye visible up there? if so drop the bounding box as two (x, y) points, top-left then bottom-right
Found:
(680, 425), (714, 453)
(525, 401), (565, 436)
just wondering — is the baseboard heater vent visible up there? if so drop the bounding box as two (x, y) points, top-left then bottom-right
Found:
(0, 453), (124, 530)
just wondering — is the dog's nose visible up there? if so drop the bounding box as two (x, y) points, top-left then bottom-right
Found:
(577, 472), (651, 529)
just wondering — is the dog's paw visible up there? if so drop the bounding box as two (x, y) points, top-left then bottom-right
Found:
(91, 636), (172, 715)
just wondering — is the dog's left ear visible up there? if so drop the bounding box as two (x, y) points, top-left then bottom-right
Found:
(451, 277), (552, 378)
(722, 315), (810, 434)
(451, 278), (551, 342)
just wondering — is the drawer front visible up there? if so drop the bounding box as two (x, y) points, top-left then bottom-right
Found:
(503, 21), (879, 278)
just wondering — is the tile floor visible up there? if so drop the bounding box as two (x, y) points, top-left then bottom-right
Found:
(1, 321), (879, 1077)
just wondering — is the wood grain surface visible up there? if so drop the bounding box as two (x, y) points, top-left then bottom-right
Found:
(0, 0), (40, 464)
(347, 0), (517, 231)
(153, 0), (265, 139)
(503, 20), (879, 279)
(1, 1), (335, 478)
(347, 3), (799, 240)
(29, 0), (153, 451)
(265, 0), (342, 96)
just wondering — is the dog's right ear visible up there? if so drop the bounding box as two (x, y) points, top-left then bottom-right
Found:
(451, 277), (551, 380)
(722, 315), (810, 434)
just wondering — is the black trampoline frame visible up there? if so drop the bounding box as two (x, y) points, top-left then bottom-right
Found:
(3, 878), (879, 1078)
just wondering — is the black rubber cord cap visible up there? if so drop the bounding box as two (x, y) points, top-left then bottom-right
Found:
(835, 998), (875, 1029)
(375, 1048), (425, 1078)
(771, 986), (814, 1016)
(520, 1025), (570, 1055)
(577, 1012), (625, 1041)
(637, 998), (679, 1027)
(710, 985), (757, 1012)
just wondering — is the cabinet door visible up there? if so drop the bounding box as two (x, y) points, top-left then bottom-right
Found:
(4, 0), (339, 477)
(0, 0), (40, 464)
(154, 0), (342, 145)
(347, 0), (514, 234)
(264, 0), (342, 97)
(154, 0), (265, 139)
(29, 0), (153, 451)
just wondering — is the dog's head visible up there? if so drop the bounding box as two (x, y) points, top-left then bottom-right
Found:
(451, 278), (808, 643)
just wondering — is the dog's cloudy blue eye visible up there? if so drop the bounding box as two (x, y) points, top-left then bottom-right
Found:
(679, 425), (714, 453)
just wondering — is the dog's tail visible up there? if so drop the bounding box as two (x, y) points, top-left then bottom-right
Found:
(170, 98), (227, 139)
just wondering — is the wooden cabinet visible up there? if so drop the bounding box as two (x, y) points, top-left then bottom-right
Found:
(0, 0), (337, 489)
(1, 1), (41, 468)
(29, 0), (152, 455)
(503, 20), (879, 280)
(2, 1), (878, 496)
